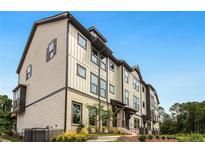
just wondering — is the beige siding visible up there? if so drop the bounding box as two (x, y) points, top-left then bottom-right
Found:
(17, 90), (65, 133)
(107, 61), (122, 102)
(66, 90), (101, 131)
(68, 23), (107, 102)
(19, 19), (68, 106)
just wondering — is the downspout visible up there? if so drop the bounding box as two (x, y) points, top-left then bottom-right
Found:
(64, 15), (71, 132)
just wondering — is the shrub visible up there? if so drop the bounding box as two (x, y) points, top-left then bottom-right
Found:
(51, 128), (89, 142)
(155, 135), (160, 139)
(138, 135), (147, 142)
(176, 134), (203, 142)
(148, 135), (153, 140)
(162, 136), (166, 140)
(110, 128), (123, 134)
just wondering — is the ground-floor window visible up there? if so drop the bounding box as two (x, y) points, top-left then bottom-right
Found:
(134, 118), (140, 129)
(72, 101), (82, 125)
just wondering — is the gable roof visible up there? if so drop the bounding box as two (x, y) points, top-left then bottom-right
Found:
(16, 12), (145, 83)
(88, 26), (107, 43)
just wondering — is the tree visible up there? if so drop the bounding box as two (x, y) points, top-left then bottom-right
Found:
(0, 95), (14, 134)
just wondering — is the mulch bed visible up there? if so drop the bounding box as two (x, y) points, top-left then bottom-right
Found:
(118, 135), (176, 142)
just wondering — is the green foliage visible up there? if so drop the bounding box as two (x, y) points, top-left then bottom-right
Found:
(51, 128), (89, 142)
(160, 101), (205, 135)
(138, 135), (147, 142)
(148, 135), (153, 140)
(176, 133), (204, 142)
(155, 135), (160, 139)
(0, 95), (14, 135)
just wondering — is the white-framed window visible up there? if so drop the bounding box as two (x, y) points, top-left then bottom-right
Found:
(26, 64), (32, 80)
(124, 90), (129, 105)
(90, 73), (98, 94)
(77, 64), (86, 79)
(100, 79), (107, 98)
(109, 84), (115, 94)
(142, 101), (145, 108)
(78, 33), (87, 49)
(124, 69), (129, 83)
(100, 55), (107, 70)
(91, 50), (98, 64)
(133, 78), (139, 91)
(109, 61), (115, 71)
(47, 39), (57, 62)
(142, 86), (145, 93)
(133, 95), (139, 111)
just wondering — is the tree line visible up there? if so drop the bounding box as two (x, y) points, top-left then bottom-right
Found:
(159, 101), (205, 134)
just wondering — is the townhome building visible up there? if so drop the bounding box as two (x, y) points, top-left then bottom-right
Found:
(12, 12), (160, 135)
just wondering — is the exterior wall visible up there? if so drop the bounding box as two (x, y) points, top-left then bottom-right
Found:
(107, 62), (122, 103)
(17, 19), (68, 133)
(122, 67), (142, 115)
(68, 23), (107, 103)
(66, 90), (101, 132)
(18, 19), (67, 106)
(17, 90), (65, 133)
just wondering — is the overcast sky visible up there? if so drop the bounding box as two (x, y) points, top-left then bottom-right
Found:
(0, 11), (205, 112)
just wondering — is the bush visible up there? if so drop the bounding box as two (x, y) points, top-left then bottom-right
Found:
(176, 134), (204, 142)
(155, 135), (160, 139)
(162, 136), (166, 140)
(138, 135), (147, 142)
(148, 135), (153, 140)
(110, 128), (123, 134)
(51, 128), (89, 142)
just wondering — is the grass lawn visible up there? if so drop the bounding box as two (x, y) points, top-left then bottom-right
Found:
(0, 135), (23, 142)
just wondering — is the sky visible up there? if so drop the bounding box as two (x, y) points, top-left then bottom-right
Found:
(0, 11), (205, 112)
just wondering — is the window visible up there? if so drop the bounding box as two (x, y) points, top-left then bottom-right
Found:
(109, 84), (115, 94)
(133, 96), (139, 111)
(72, 102), (82, 124)
(77, 64), (86, 79)
(100, 79), (107, 98)
(91, 50), (98, 64)
(133, 78), (139, 91)
(134, 118), (140, 129)
(142, 86), (145, 93)
(78, 33), (87, 49)
(100, 55), (107, 70)
(124, 90), (129, 105)
(46, 39), (57, 62)
(26, 64), (32, 80)
(124, 69), (129, 83)
(90, 73), (98, 94)
(109, 61), (115, 71)
(142, 101), (145, 108)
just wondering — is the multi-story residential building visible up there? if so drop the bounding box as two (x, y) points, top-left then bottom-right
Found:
(12, 12), (160, 135)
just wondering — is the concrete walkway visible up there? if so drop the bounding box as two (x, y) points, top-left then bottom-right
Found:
(88, 135), (121, 142)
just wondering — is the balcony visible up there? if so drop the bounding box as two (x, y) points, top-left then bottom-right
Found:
(12, 84), (27, 114)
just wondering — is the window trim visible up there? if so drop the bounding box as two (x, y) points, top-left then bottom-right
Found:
(77, 63), (86, 79)
(72, 101), (82, 125)
(124, 89), (129, 105)
(78, 33), (87, 50)
(109, 60), (115, 72)
(100, 55), (107, 71)
(109, 84), (115, 94)
(100, 78), (107, 98)
(91, 49), (99, 65)
(133, 95), (140, 111)
(124, 69), (129, 83)
(46, 39), (57, 62)
(26, 64), (32, 80)
(90, 72), (98, 95)
(134, 118), (140, 129)
(133, 78), (139, 92)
